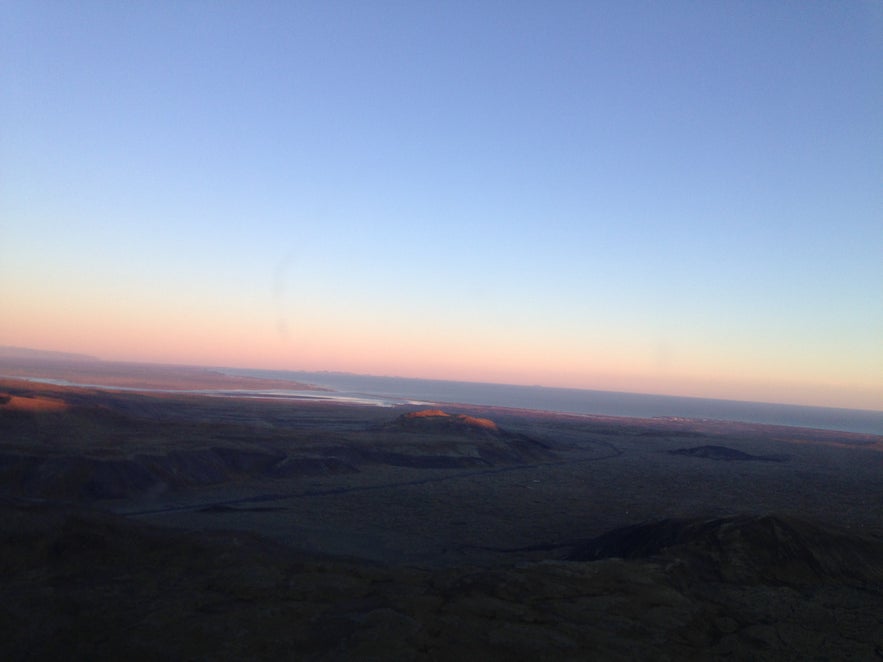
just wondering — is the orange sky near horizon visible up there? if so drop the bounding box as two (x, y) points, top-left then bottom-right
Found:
(3, 283), (880, 411)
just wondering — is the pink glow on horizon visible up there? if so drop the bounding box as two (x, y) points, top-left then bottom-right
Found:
(2, 287), (880, 411)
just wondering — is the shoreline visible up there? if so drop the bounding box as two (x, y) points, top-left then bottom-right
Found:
(2, 375), (881, 445)
(1, 357), (880, 435)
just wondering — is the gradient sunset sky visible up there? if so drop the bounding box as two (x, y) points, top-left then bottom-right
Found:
(2, 2), (881, 410)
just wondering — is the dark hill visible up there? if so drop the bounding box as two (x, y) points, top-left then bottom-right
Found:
(568, 514), (883, 585)
(669, 444), (785, 462)
(382, 409), (502, 436)
(371, 409), (554, 466)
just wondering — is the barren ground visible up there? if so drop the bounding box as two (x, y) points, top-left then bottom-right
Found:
(2, 363), (882, 659)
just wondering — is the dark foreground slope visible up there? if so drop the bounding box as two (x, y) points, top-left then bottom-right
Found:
(2, 499), (882, 661)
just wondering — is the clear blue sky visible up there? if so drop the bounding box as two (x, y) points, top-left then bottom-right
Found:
(2, 1), (881, 409)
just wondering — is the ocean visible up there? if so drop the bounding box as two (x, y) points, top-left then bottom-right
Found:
(222, 369), (883, 436)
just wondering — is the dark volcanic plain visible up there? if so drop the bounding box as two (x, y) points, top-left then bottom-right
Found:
(1, 362), (882, 660)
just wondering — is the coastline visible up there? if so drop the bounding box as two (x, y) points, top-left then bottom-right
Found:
(1, 356), (880, 434)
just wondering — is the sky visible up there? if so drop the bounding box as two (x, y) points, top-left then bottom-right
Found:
(1, 1), (881, 410)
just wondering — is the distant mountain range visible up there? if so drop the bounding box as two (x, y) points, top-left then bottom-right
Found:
(0, 346), (99, 361)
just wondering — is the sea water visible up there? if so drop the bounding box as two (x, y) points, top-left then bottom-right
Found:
(222, 369), (883, 435)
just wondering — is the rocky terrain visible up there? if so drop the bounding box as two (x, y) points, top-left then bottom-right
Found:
(2, 500), (882, 660)
(1, 373), (882, 659)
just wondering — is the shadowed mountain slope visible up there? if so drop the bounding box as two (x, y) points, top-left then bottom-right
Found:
(568, 514), (883, 585)
(2, 501), (882, 660)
